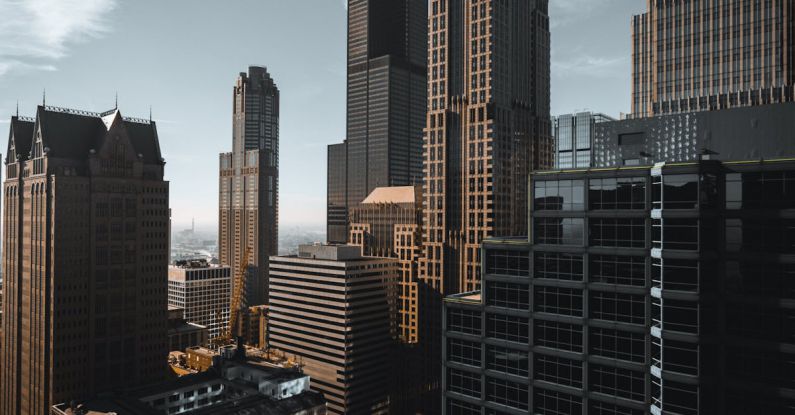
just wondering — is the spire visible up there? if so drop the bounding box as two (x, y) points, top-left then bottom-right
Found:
(149, 105), (152, 122)
(42, 89), (46, 107)
(16, 100), (19, 117)
(115, 91), (118, 110)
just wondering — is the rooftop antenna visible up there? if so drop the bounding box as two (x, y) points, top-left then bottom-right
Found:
(149, 105), (152, 122)
(42, 89), (46, 107)
(16, 100), (19, 117)
(114, 92), (118, 110)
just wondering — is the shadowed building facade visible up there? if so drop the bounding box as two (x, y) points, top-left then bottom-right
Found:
(632, 0), (795, 117)
(268, 245), (398, 415)
(0, 106), (169, 414)
(327, 0), (428, 244)
(418, 0), (553, 411)
(219, 66), (279, 306)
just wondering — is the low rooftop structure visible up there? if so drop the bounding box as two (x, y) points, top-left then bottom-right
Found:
(53, 344), (325, 415)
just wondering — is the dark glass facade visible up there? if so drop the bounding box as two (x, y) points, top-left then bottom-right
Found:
(326, 0), (427, 243)
(443, 159), (795, 414)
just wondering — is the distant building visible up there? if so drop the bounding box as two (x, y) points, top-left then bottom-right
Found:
(632, 0), (795, 117)
(168, 306), (209, 352)
(553, 112), (615, 169)
(239, 305), (268, 349)
(52, 345), (326, 415)
(1, 106), (169, 414)
(219, 66), (280, 306)
(327, 0), (428, 244)
(168, 259), (231, 341)
(268, 244), (399, 415)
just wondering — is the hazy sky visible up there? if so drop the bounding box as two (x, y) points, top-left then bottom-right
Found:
(0, 0), (647, 231)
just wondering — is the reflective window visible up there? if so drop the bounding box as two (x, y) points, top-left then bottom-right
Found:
(534, 286), (583, 317)
(534, 320), (583, 352)
(535, 218), (584, 245)
(590, 364), (645, 402)
(447, 399), (480, 415)
(664, 299), (699, 334)
(485, 249), (529, 276)
(590, 255), (646, 286)
(589, 401), (645, 415)
(589, 218), (646, 248)
(447, 368), (481, 399)
(486, 377), (528, 411)
(590, 327), (646, 363)
(654, 218), (698, 250)
(664, 339), (699, 376)
(589, 177), (646, 210)
(447, 309), (481, 336)
(534, 354), (583, 388)
(486, 314), (529, 343)
(447, 338), (481, 367)
(535, 252), (584, 281)
(726, 171), (795, 209)
(653, 259), (699, 292)
(725, 261), (795, 300)
(658, 174), (699, 209)
(486, 281), (529, 310)
(590, 291), (645, 325)
(726, 218), (795, 253)
(534, 180), (585, 211)
(534, 388), (582, 415)
(486, 345), (528, 377)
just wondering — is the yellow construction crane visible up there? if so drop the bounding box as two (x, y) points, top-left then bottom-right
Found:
(212, 250), (248, 347)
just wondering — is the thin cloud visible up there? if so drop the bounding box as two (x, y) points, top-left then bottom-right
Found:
(0, 0), (116, 77)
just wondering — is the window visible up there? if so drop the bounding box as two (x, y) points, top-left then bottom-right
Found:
(447, 368), (481, 399)
(534, 354), (583, 388)
(725, 261), (795, 300)
(659, 174), (699, 209)
(535, 218), (584, 245)
(486, 314), (529, 343)
(534, 180), (585, 211)
(486, 282), (529, 310)
(486, 377), (528, 411)
(590, 292), (645, 325)
(589, 177), (646, 210)
(448, 338), (481, 367)
(726, 171), (795, 209)
(534, 320), (582, 352)
(447, 309), (481, 335)
(589, 218), (645, 248)
(486, 345), (528, 377)
(590, 364), (645, 402)
(485, 249), (529, 276)
(590, 255), (646, 287)
(725, 218), (795, 253)
(534, 388), (582, 415)
(663, 380), (698, 415)
(664, 299), (699, 334)
(535, 252), (583, 281)
(654, 259), (699, 292)
(447, 399), (480, 415)
(590, 327), (646, 363)
(664, 339), (699, 376)
(534, 286), (583, 317)
(656, 218), (698, 250)
(589, 401), (645, 415)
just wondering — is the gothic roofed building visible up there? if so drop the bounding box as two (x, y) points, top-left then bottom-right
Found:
(1, 105), (169, 414)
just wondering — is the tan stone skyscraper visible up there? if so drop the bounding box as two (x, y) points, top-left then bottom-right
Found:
(0, 106), (169, 414)
(632, 0), (795, 117)
(417, 0), (552, 411)
(219, 66), (279, 307)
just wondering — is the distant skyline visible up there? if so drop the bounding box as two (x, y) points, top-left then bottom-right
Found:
(0, 0), (646, 230)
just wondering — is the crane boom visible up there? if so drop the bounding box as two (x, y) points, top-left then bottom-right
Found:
(213, 250), (248, 347)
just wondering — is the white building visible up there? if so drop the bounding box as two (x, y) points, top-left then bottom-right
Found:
(168, 259), (231, 341)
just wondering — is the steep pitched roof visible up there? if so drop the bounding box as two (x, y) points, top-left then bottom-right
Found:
(20, 106), (163, 163)
(361, 186), (421, 205)
(7, 116), (34, 160)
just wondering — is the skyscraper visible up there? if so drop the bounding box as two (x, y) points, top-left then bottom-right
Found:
(419, 0), (552, 411)
(268, 244), (398, 415)
(327, 0), (428, 243)
(219, 66), (279, 306)
(1, 105), (169, 414)
(632, 0), (795, 117)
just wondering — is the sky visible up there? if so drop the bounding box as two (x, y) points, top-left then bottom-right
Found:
(0, 0), (647, 232)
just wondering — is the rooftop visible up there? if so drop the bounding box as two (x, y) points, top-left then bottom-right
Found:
(361, 185), (420, 205)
